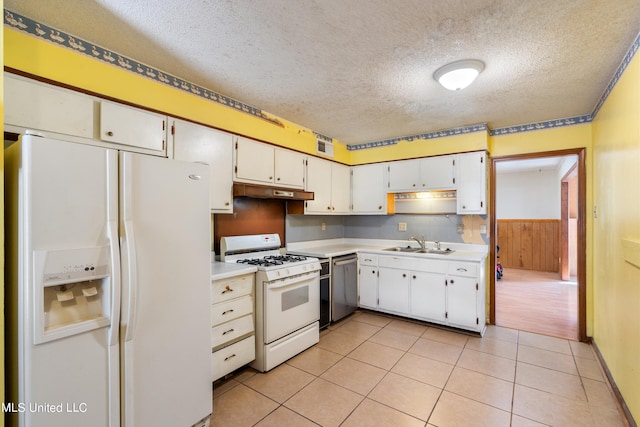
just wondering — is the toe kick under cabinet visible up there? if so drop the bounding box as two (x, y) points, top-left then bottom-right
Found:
(211, 273), (256, 381)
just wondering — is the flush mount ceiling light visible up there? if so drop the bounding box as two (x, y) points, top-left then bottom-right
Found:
(433, 59), (485, 91)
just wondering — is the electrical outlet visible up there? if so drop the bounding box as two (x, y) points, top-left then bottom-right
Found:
(321, 222), (326, 231)
(398, 222), (407, 232)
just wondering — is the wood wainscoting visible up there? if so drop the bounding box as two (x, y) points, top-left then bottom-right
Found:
(497, 219), (560, 272)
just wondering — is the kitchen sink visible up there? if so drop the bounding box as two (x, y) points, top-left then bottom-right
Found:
(383, 247), (455, 255)
(415, 248), (455, 255)
(383, 246), (419, 252)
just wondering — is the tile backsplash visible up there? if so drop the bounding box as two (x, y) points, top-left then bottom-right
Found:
(286, 214), (489, 244)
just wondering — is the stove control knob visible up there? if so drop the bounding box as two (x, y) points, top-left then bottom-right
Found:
(276, 270), (281, 277)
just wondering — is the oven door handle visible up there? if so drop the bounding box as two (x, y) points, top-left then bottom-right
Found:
(267, 273), (318, 290)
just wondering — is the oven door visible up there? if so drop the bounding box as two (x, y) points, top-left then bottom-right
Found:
(263, 271), (320, 344)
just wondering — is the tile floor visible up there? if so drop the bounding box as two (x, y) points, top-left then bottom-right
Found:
(210, 311), (627, 427)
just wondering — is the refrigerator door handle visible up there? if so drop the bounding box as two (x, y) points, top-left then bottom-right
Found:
(107, 220), (121, 346)
(123, 219), (139, 343)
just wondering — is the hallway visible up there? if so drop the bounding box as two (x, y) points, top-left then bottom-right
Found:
(495, 268), (578, 340)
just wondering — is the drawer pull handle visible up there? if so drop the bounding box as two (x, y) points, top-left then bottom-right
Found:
(222, 285), (234, 294)
(457, 268), (468, 272)
(450, 279), (455, 284)
(222, 309), (234, 315)
(402, 273), (406, 278)
(106, 131), (114, 137)
(224, 354), (236, 361)
(413, 275), (416, 279)
(222, 328), (235, 335)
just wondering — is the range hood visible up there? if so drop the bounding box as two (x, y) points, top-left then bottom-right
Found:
(233, 182), (314, 201)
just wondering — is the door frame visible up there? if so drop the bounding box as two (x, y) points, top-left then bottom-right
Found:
(489, 148), (587, 342)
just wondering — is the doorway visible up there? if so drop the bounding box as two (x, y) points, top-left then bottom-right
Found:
(490, 149), (587, 342)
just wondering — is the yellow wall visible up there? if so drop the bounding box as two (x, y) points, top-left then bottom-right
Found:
(349, 130), (488, 164)
(4, 28), (350, 164)
(591, 52), (640, 421)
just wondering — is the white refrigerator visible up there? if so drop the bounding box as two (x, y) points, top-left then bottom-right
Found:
(5, 134), (212, 427)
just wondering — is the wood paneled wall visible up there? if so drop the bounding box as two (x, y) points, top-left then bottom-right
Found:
(497, 219), (560, 272)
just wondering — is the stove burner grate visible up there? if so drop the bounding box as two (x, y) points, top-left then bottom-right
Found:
(235, 254), (308, 267)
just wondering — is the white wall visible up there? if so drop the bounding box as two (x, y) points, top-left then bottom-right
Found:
(496, 169), (560, 219)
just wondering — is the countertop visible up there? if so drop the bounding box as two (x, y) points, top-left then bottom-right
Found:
(211, 261), (257, 281)
(287, 238), (488, 262)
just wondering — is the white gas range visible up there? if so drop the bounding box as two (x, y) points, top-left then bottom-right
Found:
(220, 234), (321, 372)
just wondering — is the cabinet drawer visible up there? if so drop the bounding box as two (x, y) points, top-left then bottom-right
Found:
(212, 314), (254, 349)
(212, 336), (255, 381)
(212, 295), (253, 326)
(212, 274), (254, 303)
(359, 253), (378, 266)
(448, 262), (477, 277)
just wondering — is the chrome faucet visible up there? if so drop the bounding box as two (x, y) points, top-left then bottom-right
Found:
(410, 235), (426, 250)
(435, 240), (441, 250)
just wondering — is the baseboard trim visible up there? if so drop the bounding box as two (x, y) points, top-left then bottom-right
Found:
(591, 340), (637, 427)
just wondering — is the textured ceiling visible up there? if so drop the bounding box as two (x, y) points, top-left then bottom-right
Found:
(5, 0), (640, 145)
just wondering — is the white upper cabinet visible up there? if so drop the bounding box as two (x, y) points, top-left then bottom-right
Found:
(351, 163), (387, 214)
(274, 147), (306, 188)
(305, 156), (332, 213)
(388, 155), (455, 192)
(171, 119), (233, 213)
(420, 155), (456, 190)
(234, 136), (275, 185)
(455, 151), (487, 214)
(387, 159), (420, 191)
(305, 157), (350, 214)
(100, 101), (167, 155)
(4, 74), (94, 139)
(331, 162), (351, 214)
(234, 136), (305, 189)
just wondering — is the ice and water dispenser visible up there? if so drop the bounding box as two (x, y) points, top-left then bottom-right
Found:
(34, 246), (112, 344)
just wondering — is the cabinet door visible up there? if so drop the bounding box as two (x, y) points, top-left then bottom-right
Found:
(446, 275), (478, 329)
(274, 148), (305, 189)
(388, 159), (420, 191)
(378, 268), (410, 314)
(351, 163), (386, 214)
(331, 163), (351, 213)
(410, 271), (446, 322)
(305, 157), (333, 213)
(235, 136), (275, 185)
(456, 151), (487, 214)
(100, 101), (167, 154)
(420, 155), (455, 190)
(4, 74), (94, 139)
(359, 267), (378, 309)
(172, 119), (233, 212)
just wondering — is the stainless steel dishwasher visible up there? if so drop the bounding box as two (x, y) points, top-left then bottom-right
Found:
(331, 254), (358, 322)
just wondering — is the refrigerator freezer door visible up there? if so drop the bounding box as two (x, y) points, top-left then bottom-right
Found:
(119, 152), (212, 426)
(7, 136), (114, 427)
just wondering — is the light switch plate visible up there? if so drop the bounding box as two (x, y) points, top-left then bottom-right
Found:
(398, 222), (407, 232)
(480, 224), (487, 234)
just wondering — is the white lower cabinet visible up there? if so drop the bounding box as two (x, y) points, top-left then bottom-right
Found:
(409, 271), (446, 323)
(358, 254), (379, 309)
(360, 253), (486, 335)
(378, 268), (410, 314)
(211, 273), (255, 381)
(446, 262), (482, 331)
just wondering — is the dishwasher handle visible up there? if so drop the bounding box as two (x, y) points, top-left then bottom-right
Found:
(333, 256), (357, 266)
